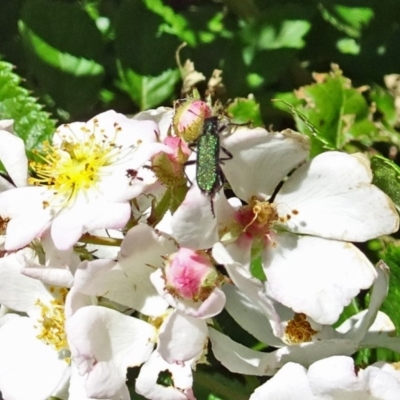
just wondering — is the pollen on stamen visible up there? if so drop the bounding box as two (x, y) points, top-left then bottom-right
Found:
(146, 311), (171, 344)
(284, 313), (317, 345)
(34, 291), (70, 364)
(236, 196), (278, 237)
(28, 123), (126, 203)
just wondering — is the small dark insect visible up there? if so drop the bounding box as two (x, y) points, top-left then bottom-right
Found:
(125, 169), (143, 184)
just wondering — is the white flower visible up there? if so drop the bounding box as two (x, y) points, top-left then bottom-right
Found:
(249, 356), (400, 400)
(0, 314), (71, 400)
(0, 248), (71, 400)
(0, 110), (167, 250)
(208, 261), (400, 376)
(172, 126), (399, 323)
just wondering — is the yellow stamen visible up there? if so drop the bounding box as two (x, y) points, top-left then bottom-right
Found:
(243, 196), (278, 232)
(34, 287), (70, 363)
(28, 119), (130, 205)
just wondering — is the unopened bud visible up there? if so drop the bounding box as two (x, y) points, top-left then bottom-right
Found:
(164, 248), (221, 302)
(173, 99), (212, 143)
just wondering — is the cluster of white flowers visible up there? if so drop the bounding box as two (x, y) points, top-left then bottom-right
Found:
(0, 101), (399, 400)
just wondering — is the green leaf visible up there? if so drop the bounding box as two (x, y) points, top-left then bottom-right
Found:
(319, 4), (374, 38)
(272, 98), (335, 151)
(380, 244), (400, 334)
(19, 22), (103, 76)
(226, 97), (263, 127)
(117, 63), (179, 110)
(277, 65), (380, 155)
(142, 0), (196, 46)
(0, 61), (55, 153)
(336, 37), (360, 55)
(19, 0), (105, 115)
(370, 85), (397, 128)
(371, 155), (400, 211)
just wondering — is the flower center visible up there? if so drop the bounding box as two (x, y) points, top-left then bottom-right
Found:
(34, 287), (70, 363)
(284, 313), (317, 344)
(235, 196), (278, 237)
(28, 119), (125, 201)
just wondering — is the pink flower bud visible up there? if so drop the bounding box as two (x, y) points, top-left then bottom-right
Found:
(173, 99), (212, 143)
(151, 137), (190, 188)
(164, 248), (221, 301)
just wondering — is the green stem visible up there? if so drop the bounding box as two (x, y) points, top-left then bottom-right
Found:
(79, 233), (122, 247)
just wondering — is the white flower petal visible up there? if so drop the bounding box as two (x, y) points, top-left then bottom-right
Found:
(360, 312), (400, 353)
(66, 306), (155, 399)
(212, 239), (252, 267)
(133, 107), (174, 139)
(0, 316), (70, 400)
(185, 288), (225, 319)
(136, 351), (195, 400)
(223, 269), (284, 341)
(74, 225), (175, 315)
(209, 327), (268, 376)
(0, 121), (28, 187)
(22, 265), (74, 288)
(263, 233), (377, 324)
(223, 283), (284, 347)
(308, 356), (363, 394)
(64, 287), (95, 319)
(267, 339), (358, 375)
(221, 127), (310, 201)
(374, 362), (400, 380)
(53, 110), (159, 149)
(0, 248), (53, 312)
(0, 119), (13, 130)
(343, 260), (390, 342)
(275, 152), (399, 241)
(22, 237), (76, 287)
(158, 311), (208, 363)
(68, 362), (130, 400)
(250, 362), (313, 400)
(362, 365), (400, 399)
(253, 356), (400, 400)
(0, 186), (52, 250)
(172, 185), (219, 249)
(74, 258), (167, 317)
(101, 142), (170, 203)
(210, 327), (359, 377)
(51, 200), (131, 250)
(0, 176), (15, 192)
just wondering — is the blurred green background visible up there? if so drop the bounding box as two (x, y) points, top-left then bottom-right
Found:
(2, 0), (400, 125)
